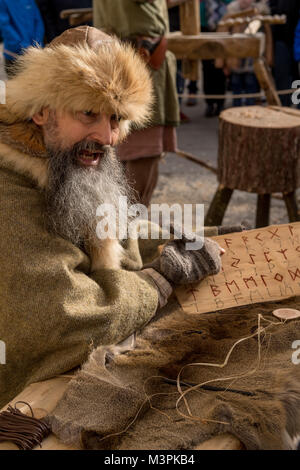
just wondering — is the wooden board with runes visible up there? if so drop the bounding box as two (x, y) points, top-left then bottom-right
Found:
(176, 223), (300, 314)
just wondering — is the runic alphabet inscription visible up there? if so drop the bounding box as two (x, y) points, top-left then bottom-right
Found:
(176, 223), (300, 314)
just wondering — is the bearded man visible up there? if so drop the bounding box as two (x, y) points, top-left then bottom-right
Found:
(93, 0), (180, 206)
(0, 26), (227, 409)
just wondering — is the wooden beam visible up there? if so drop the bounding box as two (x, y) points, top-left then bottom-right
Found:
(60, 8), (92, 19)
(167, 0), (189, 9)
(253, 57), (281, 105)
(179, 0), (200, 81)
(179, 0), (200, 35)
(167, 32), (263, 60)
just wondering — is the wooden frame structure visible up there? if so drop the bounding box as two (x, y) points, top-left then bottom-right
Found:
(60, 0), (281, 105)
(61, 0), (280, 104)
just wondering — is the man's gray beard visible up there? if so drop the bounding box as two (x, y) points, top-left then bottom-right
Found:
(45, 143), (135, 247)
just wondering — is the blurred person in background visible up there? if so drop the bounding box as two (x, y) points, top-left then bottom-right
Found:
(167, 0), (190, 122)
(202, 0), (233, 117)
(36, 0), (92, 43)
(225, 0), (269, 106)
(169, 0), (233, 116)
(270, 0), (300, 106)
(93, 0), (179, 207)
(185, 0), (205, 108)
(0, 0), (44, 77)
(294, 11), (300, 71)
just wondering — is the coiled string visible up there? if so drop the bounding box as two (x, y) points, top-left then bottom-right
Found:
(0, 401), (51, 450)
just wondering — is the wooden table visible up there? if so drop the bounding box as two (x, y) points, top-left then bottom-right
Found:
(0, 376), (244, 450)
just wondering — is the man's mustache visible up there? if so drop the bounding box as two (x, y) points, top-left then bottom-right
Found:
(71, 141), (111, 156)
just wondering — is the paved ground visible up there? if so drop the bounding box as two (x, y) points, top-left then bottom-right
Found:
(0, 44), (296, 228)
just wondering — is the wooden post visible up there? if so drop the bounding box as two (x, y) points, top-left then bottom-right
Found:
(179, 0), (200, 81)
(204, 185), (233, 226)
(283, 192), (300, 222)
(253, 57), (281, 106)
(256, 194), (271, 228)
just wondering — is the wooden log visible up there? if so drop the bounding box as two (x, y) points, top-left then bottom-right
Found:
(218, 106), (300, 194)
(166, 32), (263, 60)
(179, 0), (200, 81)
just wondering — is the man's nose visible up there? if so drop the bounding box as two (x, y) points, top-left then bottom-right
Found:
(89, 115), (113, 146)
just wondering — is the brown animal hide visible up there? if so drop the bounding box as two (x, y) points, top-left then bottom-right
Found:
(49, 296), (300, 450)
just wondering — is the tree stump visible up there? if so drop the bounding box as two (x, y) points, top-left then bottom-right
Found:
(219, 106), (300, 193)
(205, 106), (300, 227)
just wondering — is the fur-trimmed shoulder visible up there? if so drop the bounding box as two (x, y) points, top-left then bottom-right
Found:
(0, 141), (48, 189)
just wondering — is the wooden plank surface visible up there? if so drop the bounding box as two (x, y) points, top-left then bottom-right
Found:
(0, 376), (77, 450)
(179, 0), (200, 80)
(0, 375), (244, 450)
(166, 32), (263, 60)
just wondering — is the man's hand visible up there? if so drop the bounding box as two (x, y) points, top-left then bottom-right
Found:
(146, 236), (224, 286)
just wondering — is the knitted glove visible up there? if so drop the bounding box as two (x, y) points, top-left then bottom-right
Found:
(144, 235), (222, 286)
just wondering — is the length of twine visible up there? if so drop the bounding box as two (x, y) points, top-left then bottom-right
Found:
(178, 88), (294, 100)
(175, 313), (283, 421)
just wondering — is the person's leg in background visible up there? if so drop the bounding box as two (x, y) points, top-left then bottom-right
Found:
(203, 59), (226, 116)
(168, 5), (189, 122)
(186, 80), (198, 106)
(176, 60), (190, 123)
(273, 40), (294, 107)
(176, 60), (185, 105)
(212, 66), (226, 115)
(202, 59), (216, 117)
(244, 72), (260, 106)
(231, 72), (243, 107)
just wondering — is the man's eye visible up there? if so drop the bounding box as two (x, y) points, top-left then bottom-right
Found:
(83, 111), (95, 117)
(111, 114), (122, 122)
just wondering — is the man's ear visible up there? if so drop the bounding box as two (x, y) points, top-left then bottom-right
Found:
(32, 108), (50, 126)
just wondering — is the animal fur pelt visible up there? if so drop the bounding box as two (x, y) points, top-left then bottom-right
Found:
(49, 296), (300, 450)
(4, 26), (153, 143)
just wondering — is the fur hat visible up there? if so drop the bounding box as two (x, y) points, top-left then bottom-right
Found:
(2, 26), (154, 148)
